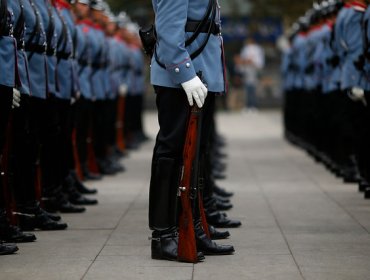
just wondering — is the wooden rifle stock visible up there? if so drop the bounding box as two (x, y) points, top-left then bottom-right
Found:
(178, 105), (202, 263)
(72, 128), (84, 181)
(116, 96), (126, 152)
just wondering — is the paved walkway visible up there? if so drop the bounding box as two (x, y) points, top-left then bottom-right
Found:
(2, 111), (370, 280)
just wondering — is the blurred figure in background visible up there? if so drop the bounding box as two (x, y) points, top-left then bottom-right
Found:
(237, 37), (265, 112)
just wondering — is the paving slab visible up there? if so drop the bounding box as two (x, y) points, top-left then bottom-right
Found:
(2, 111), (370, 280)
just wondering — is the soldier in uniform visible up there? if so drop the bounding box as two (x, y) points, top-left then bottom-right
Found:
(334, 0), (368, 184)
(11, 0), (68, 230)
(0, 0), (38, 249)
(0, 0), (23, 255)
(124, 23), (147, 149)
(71, 0), (101, 181)
(148, 0), (236, 261)
(52, 0), (98, 208)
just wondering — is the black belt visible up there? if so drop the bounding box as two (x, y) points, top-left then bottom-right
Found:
(185, 20), (220, 35)
(78, 59), (90, 67)
(46, 47), (56, 56)
(25, 43), (46, 54)
(57, 51), (71, 60)
(91, 62), (107, 69)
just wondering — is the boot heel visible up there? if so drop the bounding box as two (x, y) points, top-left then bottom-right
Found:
(150, 237), (163, 260)
(15, 213), (35, 231)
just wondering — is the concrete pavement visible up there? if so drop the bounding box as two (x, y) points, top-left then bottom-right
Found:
(1, 111), (370, 280)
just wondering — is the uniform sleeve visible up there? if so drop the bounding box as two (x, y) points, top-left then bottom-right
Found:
(155, 0), (196, 84)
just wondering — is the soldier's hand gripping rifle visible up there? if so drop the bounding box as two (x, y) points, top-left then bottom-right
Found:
(177, 72), (206, 263)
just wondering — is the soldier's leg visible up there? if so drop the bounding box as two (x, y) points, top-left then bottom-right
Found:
(0, 86), (20, 254)
(57, 100), (97, 207)
(11, 96), (67, 231)
(199, 95), (241, 229)
(149, 86), (189, 261)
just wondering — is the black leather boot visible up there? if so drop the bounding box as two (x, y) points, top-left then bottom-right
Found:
(63, 176), (98, 206)
(0, 210), (36, 243)
(151, 229), (205, 262)
(213, 185), (234, 198)
(364, 187), (370, 199)
(149, 158), (184, 261)
(82, 164), (102, 181)
(16, 203), (68, 231)
(43, 195), (86, 213)
(359, 181), (370, 193)
(151, 230), (178, 261)
(209, 224), (230, 240)
(0, 242), (18, 255)
(194, 221), (234, 255)
(206, 211), (242, 228)
(70, 171), (97, 195)
(43, 184), (86, 213)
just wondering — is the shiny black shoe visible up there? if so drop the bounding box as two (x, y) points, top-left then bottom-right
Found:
(63, 177), (98, 206)
(68, 192), (98, 206)
(364, 187), (370, 199)
(213, 185), (234, 198)
(0, 211), (37, 243)
(0, 242), (18, 255)
(43, 196), (86, 213)
(39, 208), (62, 221)
(213, 194), (230, 203)
(16, 208), (68, 231)
(0, 224), (36, 243)
(213, 170), (226, 180)
(195, 222), (234, 255)
(206, 211), (242, 228)
(74, 178), (98, 194)
(209, 225), (230, 240)
(359, 181), (370, 193)
(82, 165), (102, 181)
(151, 231), (205, 262)
(215, 200), (233, 211)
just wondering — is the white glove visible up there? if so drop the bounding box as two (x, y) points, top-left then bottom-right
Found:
(348, 87), (367, 106)
(12, 88), (21, 109)
(119, 84), (128, 97)
(181, 76), (208, 108)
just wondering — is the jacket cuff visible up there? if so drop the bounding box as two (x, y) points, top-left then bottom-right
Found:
(166, 58), (197, 85)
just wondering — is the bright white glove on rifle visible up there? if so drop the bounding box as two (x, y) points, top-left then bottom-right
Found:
(348, 87), (367, 106)
(119, 84), (128, 97)
(12, 88), (21, 109)
(181, 76), (208, 108)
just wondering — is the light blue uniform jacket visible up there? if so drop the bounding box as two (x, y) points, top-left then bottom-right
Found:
(54, 6), (73, 100)
(24, 0), (48, 99)
(10, 0), (31, 95)
(336, 5), (366, 90)
(361, 7), (370, 91)
(76, 22), (92, 100)
(89, 26), (106, 100)
(34, 0), (58, 95)
(150, 0), (225, 93)
(0, 6), (17, 88)
(60, 7), (79, 96)
(291, 33), (307, 90)
(320, 24), (336, 94)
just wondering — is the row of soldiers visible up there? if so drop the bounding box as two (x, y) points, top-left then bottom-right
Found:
(282, 0), (370, 197)
(0, 0), (147, 255)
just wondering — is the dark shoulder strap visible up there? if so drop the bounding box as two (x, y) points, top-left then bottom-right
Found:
(155, 0), (217, 69)
(0, 0), (8, 35)
(14, 0), (25, 48)
(46, 2), (55, 53)
(185, 0), (213, 47)
(26, 0), (42, 46)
